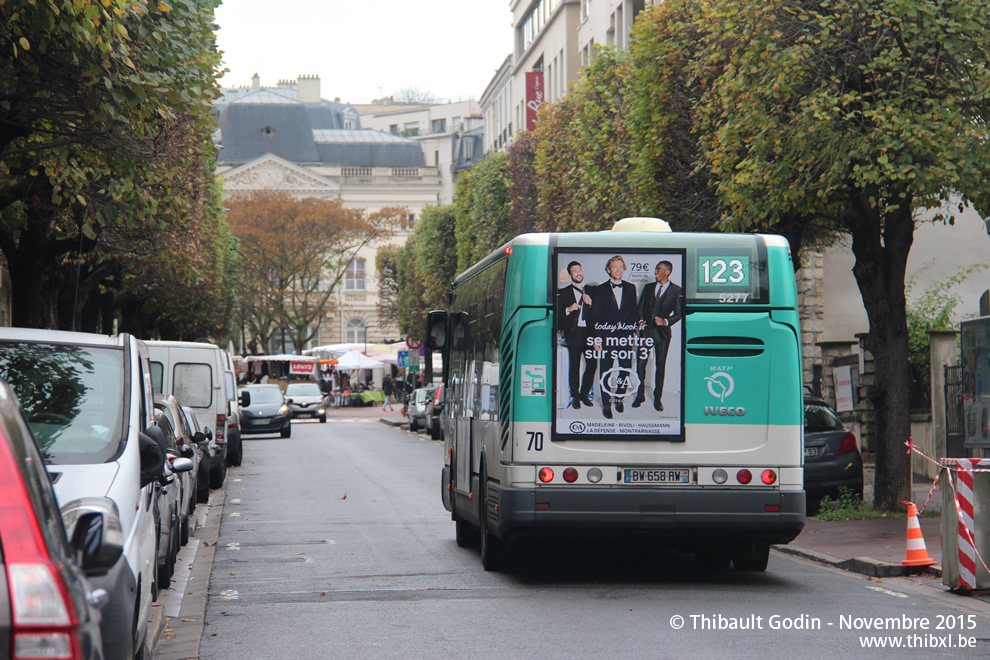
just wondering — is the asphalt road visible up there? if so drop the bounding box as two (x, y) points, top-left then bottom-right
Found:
(182, 419), (990, 659)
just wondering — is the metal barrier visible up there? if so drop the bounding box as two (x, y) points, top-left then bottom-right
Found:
(940, 458), (990, 590)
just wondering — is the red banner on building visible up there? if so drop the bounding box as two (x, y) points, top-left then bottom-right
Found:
(525, 70), (545, 132)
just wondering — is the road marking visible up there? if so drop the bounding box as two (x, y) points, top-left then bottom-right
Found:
(230, 498), (241, 504)
(230, 512), (241, 517)
(226, 542), (241, 551)
(865, 585), (909, 598)
(219, 590), (239, 600)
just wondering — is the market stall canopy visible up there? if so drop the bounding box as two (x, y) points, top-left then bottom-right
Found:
(244, 354), (320, 376)
(333, 350), (384, 370)
(302, 343), (366, 359)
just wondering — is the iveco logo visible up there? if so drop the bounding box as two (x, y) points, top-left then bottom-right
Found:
(569, 421), (587, 433)
(704, 406), (746, 417)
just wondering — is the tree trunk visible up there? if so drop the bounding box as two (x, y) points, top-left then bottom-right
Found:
(848, 198), (914, 511)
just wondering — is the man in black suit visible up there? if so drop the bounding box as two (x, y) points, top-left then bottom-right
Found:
(556, 261), (596, 409)
(634, 260), (683, 412)
(589, 255), (639, 419)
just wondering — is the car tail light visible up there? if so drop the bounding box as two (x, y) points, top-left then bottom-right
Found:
(761, 469), (777, 485)
(215, 413), (226, 442)
(0, 435), (82, 659)
(837, 432), (858, 455)
(736, 469), (752, 485)
(538, 467), (554, 483)
(563, 468), (578, 483)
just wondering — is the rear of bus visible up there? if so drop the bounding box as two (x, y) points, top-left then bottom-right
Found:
(491, 228), (805, 566)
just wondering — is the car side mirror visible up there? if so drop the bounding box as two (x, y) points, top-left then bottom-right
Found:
(239, 391), (251, 408)
(61, 498), (124, 577)
(170, 457), (194, 473)
(285, 397), (294, 404)
(138, 431), (166, 489)
(180, 445), (195, 459)
(193, 430), (207, 445)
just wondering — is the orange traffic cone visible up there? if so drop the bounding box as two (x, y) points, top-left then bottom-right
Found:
(901, 502), (935, 567)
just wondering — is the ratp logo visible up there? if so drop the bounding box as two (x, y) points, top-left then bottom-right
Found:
(704, 372), (735, 402)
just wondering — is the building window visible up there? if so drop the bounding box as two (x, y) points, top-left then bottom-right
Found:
(346, 319), (366, 344)
(389, 124), (399, 134)
(431, 118), (446, 134)
(345, 259), (366, 290)
(403, 121), (419, 137)
(463, 138), (474, 161)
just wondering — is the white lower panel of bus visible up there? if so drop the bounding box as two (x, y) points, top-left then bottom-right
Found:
(510, 421), (801, 467)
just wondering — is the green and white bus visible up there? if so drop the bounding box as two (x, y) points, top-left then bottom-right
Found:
(427, 218), (805, 571)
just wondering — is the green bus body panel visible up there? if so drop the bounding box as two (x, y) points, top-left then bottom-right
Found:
(504, 308), (553, 423)
(455, 232), (801, 428)
(683, 313), (801, 426)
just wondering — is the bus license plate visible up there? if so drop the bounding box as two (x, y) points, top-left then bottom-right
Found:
(623, 469), (690, 484)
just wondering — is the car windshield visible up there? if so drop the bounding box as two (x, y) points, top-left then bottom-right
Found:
(0, 342), (125, 464)
(246, 386), (283, 404)
(286, 383), (321, 397)
(804, 403), (843, 432)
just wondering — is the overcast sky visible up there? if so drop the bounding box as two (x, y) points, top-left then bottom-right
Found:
(215, 0), (513, 103)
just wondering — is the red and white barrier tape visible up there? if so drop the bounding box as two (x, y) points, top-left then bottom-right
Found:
(902, 442), (990, 589)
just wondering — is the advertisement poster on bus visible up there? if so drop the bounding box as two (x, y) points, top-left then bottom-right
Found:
(554, 251), (685, 440)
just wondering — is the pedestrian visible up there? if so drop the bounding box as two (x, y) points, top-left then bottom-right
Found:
(382, 375), (396, 411)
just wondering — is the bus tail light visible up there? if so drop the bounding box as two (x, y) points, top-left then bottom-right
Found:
(837, 432), (858, 455)
(761, 469), (777, 485)
(736, 469), (752, 485)
(587, 468), (603, 483)
(563, 468), (578, 483)
(538, 467), (554, 483)
(712, 469), (728, 484)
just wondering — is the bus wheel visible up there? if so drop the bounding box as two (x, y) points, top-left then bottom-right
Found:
(455, 518), (478, 548)
(479, 465), (507, 571)
(733, 543), (769, 572)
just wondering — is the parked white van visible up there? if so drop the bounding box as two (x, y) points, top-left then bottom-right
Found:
(0, 329), (162, 659)
(146, 340), (236, 489)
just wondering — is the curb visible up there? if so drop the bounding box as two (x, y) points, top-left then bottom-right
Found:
(146, 603), (165, 657)
(380, 417), (408, 428)
(776, 544), (943, 579)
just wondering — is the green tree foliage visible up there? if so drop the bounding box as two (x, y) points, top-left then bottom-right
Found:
(375, 244), (400, 332)
(905, 265), (986, 408)
(453, 151), (511, 272)
(414, 204), (458, 316)
(627, 0), (721, 233)
(0, 0), (226, 329)
(226, 190), (401, 354)
(534, 49), (639, 232)
(396, 236), (424, 337)
(693, 0), (990, 510)
(505, 131), (539, 236)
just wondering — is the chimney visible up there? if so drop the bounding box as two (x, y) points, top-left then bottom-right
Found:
(251, 73), (260, 92)
(296, 74), (321, 104)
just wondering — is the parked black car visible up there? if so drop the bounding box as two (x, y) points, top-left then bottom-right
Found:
(238, 385), (292, 438)
(803, 397), (864, 513)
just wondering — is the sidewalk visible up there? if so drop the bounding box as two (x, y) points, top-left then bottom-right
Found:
(778, 465), (949, 580)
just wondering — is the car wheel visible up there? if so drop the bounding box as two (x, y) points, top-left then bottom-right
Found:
(319, 414), (327, 423)
(430, 423), (440, 440)
(409, 417), (418, 432)
(280, 421), (292, 438)
(157, 544), (171, 591)
(209, 445), (226, 489)
(197, 455), (211, 503)
(180, 516), (189, 546)
(226, 429), (242, 467)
